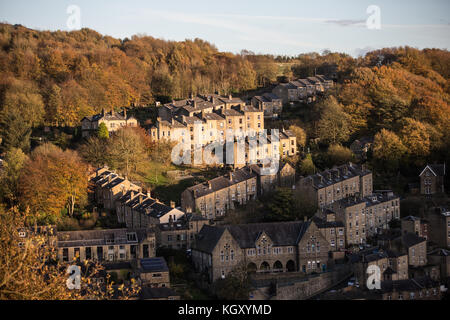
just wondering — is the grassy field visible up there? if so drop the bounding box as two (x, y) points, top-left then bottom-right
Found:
(132, 161), (226, 206)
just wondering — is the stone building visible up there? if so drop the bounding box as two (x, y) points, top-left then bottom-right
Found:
(115, 190), (185, 229)
(272, 75), (333, 104)
(89, 167), (185, 227)
(138, 257), (171, 288)
(249, 162), (296, 196)
(156, 214), (209, 250)
(331, 191), (400, 245)
(378, 277), (441, 300)
(191, 221), (330, 282)
(392, 233), (427, 267)
(56, 228), (155, 263)
(90, 168), (142, 211)
(298, 163), (373, 209)
(401, 216), (429, 240)
(81, 109), (137, 138)
(351, 247), (409, 286)
(427, 207), (450, 249)
(181, 166), (258, 220)
(251, 93), (283, 119)
(149, 93), (297, 167)
(311, 214), (345, 252)
(419, 164), (446, 195)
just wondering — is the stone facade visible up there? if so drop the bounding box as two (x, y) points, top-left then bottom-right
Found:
(419, 164), (445, 195)
(331, 191), (400, 245)
(427, 207), (450, 249)
(181, 166), (258, 220)
(192, 221), (330, 282)
(298, 163), (373, 209)
(272, 75), (333, 104)
(57, 228), (155, 263)
(157, 214), (209, 250)
(139, 257), (171, 288)
(251, 93), (283, 119)
(81, 109), (137, 138)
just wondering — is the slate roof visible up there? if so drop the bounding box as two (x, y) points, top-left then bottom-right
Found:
(57, 229), (151, 248)
(140, 257), (169, 273)
(401, 233), (426, 248)
(302, 163), (371, 190)
(194, 221), (310, 254)
(311, 216), (344, 229)
(420, 164), (446, 177)
(186, 166), (257, 198)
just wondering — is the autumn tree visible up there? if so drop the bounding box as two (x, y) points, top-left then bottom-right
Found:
(288, 124), (307, 151)
(0, 206), (139, 300)
(19, 143), (88, 222)
(398, 118), (431, 158)
(78, 136), (110, 168)
(372, 129), (407, 171)
(107, 126), (148, 177)
(327, 144), (354, 166)
(317, 97), (350, 145)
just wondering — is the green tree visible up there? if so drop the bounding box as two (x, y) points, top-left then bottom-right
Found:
(0, 148), (28, 206)
(97, 122), (109, 139)
(0, 112), (32, 153)
(264, 188), (295, 222)
(299, 154), (316, 176)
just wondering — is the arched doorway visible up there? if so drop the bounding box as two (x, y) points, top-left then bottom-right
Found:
(286, 260), (295, 272)
(260, 261), (270, 273)
(273, 261), (283, 273)
(247, 262), (257, 274)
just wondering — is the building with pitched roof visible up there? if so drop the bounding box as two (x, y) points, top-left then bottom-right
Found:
(419, 163), (446, 195)
(56, 228), (155, 263)
(191, 220), (330, 281)
(298, 162), (373, 209)
(81, 108), (137, 138)
(181, 166), (257, 220)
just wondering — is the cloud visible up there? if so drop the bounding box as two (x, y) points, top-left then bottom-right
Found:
(325, 19), (366, 27)
(125, 9), (320, 49)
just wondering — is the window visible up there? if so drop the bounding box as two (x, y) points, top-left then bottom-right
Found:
(63, 248), (69, 262)
(221, 251), (224, 262)
(86, 247), (92, 260)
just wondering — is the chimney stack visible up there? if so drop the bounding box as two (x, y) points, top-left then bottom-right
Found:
(139, 195), (143, 204)
(123, 108), (127, 119)
(131, 191), (135, 199)
(229, 94), (232, 100)
(208, 182), (212, 190)
(147, 191), (151, 199)
(170, 201), (176, 209)
(229, 172), (233, 181)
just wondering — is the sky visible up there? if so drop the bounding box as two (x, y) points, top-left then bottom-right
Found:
(0, 0), (449, 56)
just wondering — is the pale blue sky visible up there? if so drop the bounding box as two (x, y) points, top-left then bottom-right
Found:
(0, 0), (449, 56)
